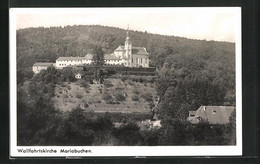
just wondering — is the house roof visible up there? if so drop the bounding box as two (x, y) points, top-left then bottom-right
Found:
(104, 54), (120, 60)
(115, 46), (125, 51)
(114, 46), (149, 55)
(33, 62), (54, 67)
(56, 54), (94, 61)
(188, 106), (235, 124)
(57, 54), (121, 61)
(189, 111), (196, 115)
(56, 56), (86, 61)
(85, 54), (93, 60)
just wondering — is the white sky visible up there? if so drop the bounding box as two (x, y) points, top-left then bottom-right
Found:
(13, 8), (241, 42)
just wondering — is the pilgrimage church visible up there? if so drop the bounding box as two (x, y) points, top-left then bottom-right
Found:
(33, 27), (150, 74)
(55, 27), (149, 68)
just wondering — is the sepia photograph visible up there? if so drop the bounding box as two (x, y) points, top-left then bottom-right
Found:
(10, 7), (242, 157)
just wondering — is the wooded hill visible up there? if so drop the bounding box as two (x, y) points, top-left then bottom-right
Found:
(17, 25), (235, 70)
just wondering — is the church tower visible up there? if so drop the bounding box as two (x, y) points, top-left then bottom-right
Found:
(125, 25), (132, 67)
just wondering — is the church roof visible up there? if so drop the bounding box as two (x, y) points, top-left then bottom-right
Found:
(188, 106), (235, 124)
(114, 46), (149, 55)
(132, 46), (149, 55)
(115, 46), (125, 51)
(33, 62), (54, 67)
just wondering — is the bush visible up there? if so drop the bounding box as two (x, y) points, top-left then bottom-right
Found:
(114, 92), (126, 101)
(132, 95), (139, 101)
(81, 81), (90, 88)
(127, 81), (134, 86)
(76, 94), (83, 99)
(141, 92), (153, 102)
(115, 87), (124, 91)
(132, 88), (140, 95)
(103, 80), (113, 88)
(102, 92), (114, 104)
(112, 122), (141, 146)
(139, 78), (144, 83)
(84, 103), (89, 108)
(121, 76), (128, 82)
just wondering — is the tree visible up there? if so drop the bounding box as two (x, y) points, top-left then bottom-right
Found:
(114, 92), (126, 102)
(112, 122), (141, 145)
(91, 45), (104, 83)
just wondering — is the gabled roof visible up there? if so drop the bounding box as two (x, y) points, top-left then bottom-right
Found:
(56, 56), (86, 61)
(132, 46), (149, 55)
(33, 62), (54, 67)
(189, 111), (196, 115)
(85, 54), (93, 60)
(115, 46), (125, 51)
(104, 54), (120, 60)
(188, 106), (235, 124)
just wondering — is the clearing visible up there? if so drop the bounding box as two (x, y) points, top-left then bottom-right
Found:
(52, 77), (157, 113)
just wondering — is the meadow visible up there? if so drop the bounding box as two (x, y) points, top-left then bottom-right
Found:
(52, 77), (157, 113)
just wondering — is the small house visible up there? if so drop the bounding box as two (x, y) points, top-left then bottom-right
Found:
(187, 106), (235, 124)
(75, 73), (82, 79)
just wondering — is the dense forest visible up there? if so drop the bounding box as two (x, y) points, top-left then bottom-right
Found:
(17, 25), (236, 146)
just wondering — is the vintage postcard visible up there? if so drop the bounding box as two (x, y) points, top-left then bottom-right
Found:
(9, 7), (242, 157)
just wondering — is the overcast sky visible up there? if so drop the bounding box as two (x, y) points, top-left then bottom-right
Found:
(13, 8), (240, 42)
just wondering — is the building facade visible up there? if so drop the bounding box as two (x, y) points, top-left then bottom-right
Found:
(56, 55), (93, 69)
(32, 62), (54, 74)
(113, 28), (149, 67)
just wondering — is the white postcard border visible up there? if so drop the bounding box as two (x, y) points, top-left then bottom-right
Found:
(9, 7), (242, 157)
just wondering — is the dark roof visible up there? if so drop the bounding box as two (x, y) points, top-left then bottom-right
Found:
(132, 46), (149, 55)
(104, 54), (120, 60)
(189, 111), (196, 115)
(56, 54), (93, 61)
(56, 56), (86, 61)
(115, 46), (149, 55)
(33, 62), (54, 67)
(187, 106), (235, 124)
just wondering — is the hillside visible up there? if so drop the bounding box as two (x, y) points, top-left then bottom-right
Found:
(53, 78), (156, 113)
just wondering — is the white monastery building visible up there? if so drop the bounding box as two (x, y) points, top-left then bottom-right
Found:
(33, 27), (150, 73)
(32, 62), (54, 74)
(55, 28), (149, 69)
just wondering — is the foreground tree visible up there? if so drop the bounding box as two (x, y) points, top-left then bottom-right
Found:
(91, 45), (104, 83)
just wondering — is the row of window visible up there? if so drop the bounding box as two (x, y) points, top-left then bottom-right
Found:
(58, 60), (83, 62)
(105, 60), (120, 62)
(59, 63), (81, 66)
(131, 58), (148, 64)
(57, 58), (148, 66)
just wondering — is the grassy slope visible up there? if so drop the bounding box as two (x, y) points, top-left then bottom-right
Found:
(52, 78), (156, 113)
